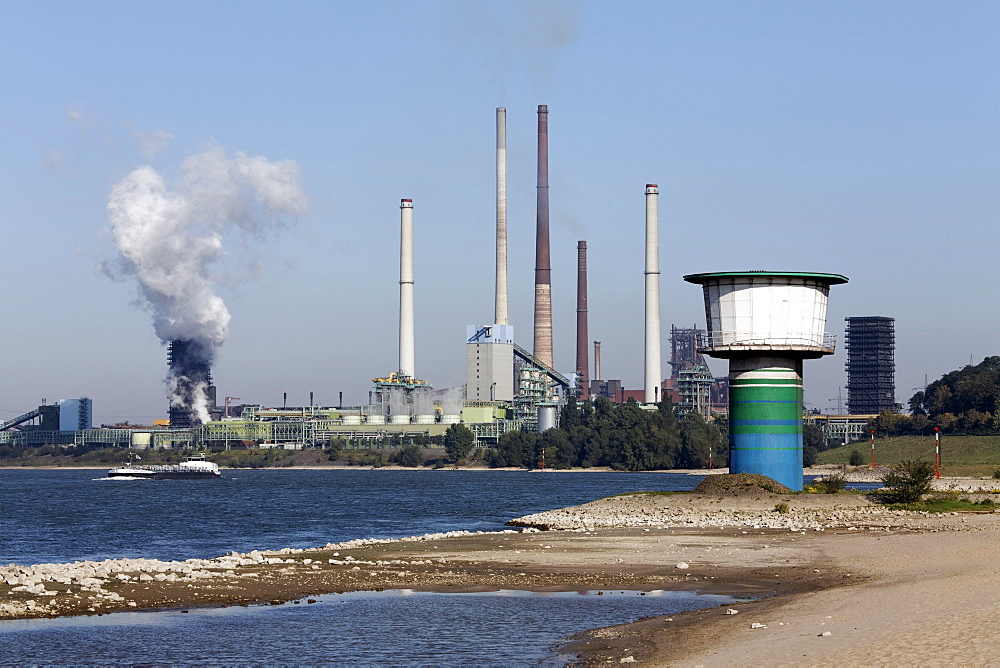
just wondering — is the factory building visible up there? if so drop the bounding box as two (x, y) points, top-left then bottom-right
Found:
(466, 324), (515, 401)
(845, 316), (896, 414)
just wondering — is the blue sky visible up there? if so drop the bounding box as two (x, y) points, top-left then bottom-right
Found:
(2, 1), (998, 423)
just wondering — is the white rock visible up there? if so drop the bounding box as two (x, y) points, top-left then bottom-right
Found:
(676, 562), (689, 569)
(751, 623), (767, 629)
(725, 609), (739, 615)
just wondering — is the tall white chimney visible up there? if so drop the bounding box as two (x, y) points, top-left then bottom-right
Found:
(644, 184), (661, 404)
(399, 199), (415, 378)
(594, 340), (602, 382)
(495, 107), (508, 326)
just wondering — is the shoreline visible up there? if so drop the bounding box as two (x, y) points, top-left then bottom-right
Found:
(11, 465), (1000, 494)
(5, 488), (1000, 665)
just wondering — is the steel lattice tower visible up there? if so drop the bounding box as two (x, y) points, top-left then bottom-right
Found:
(845, 316), (895, 414)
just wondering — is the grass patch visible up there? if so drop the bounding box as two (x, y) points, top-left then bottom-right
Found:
(887, 496), (999, 513)
(818, 434), (1000, 477)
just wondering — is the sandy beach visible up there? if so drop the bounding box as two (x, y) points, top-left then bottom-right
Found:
(3, 483), (999, 665)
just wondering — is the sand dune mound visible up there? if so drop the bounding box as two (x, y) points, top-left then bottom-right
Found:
(693, 473), (793, 496)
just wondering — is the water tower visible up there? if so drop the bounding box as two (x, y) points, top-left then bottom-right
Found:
(683, 271), (848, 490)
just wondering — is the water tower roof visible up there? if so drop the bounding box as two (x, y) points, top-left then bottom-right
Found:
(683, 271), (848, 286)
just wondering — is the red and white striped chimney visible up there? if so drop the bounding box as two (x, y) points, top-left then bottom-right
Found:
(533, 104), (553, 369)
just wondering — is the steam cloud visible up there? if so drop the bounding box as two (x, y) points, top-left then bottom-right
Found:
(106, 146), (308, 424)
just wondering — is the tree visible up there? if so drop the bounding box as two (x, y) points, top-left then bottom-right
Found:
(559, 396), (581, 431)
(490, 431), (540, 468)
(802, 422), (826, 469)
(677, 412), (711, 468)
(606, 400), (651, 470)
(394, 444), (423, 467)
(540, 428), (576, 469)
(803, 423), (826, 450)
(444, 424), (476, 463)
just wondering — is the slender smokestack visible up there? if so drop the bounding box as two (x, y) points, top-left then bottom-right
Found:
(644, 184), (662, 404)
(594, 340), (602, 382)
(576, 241), (589, 398)
(399, 199), (415, 378)
(533, 104), (553, 369)
(495, 107), (509, 326)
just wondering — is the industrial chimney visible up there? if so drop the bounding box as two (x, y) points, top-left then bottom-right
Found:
(576, 241), (589, 399)
(644, 184), (662, 404)
(495, 107), (508, 326)
(594, 340), (602, 382)
(533, 104), (553, 369)
(399, 199), (415, 378)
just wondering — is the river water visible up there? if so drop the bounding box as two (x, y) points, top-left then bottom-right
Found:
(1, 469), (737, 665)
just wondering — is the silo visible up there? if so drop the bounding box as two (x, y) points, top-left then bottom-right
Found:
(537, 404), (557, 432)
(684, 271), (848, 491)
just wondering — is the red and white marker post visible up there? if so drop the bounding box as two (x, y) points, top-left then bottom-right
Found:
(934, 427), (941, 479)
(708, 444), (713, 471)
(870, 430), (876, 469)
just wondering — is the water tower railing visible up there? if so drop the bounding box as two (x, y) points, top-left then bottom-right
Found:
(697, 332), (837, 351)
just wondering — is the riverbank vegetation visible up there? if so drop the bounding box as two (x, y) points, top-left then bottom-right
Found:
(485, 397), (726, 471)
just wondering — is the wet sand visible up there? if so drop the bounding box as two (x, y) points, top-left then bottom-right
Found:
(3, 489), (999, 666)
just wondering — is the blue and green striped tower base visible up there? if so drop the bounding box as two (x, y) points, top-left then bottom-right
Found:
(729, 357), (804, 491)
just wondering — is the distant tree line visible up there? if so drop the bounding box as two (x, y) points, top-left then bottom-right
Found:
(485, 397), (727, 471)
(899, 356), (1000, 435)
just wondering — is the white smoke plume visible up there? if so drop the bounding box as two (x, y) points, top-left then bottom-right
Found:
(106, 146), (308, 422)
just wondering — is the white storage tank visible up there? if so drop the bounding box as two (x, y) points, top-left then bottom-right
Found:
(389, 415), (411, 425)
(537, 405), (557, 432)
(440, 414), (461, 424)
(414, 414), (435, 424)
(342, 415), (362, 425)
(366, 414), (386, 425)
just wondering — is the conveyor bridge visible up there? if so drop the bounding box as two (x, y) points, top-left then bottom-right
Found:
(0, 408), (40, 431)
(512, 343), (569, 388)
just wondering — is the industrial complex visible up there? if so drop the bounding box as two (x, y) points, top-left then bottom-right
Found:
(2, 105), (892, 472)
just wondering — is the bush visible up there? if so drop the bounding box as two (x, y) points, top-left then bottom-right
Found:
(774, 502), (790, 514)
(393, 444), (423, 467)
(849, 449), (864, 466)
(880, 460), (936, 504)
(993, 468), (1000, 480)
(343, 450), (388, 467)
(815, 473), (847, 494)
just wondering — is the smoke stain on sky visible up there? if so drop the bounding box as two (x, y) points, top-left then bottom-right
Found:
(442, 0), (581, 100)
